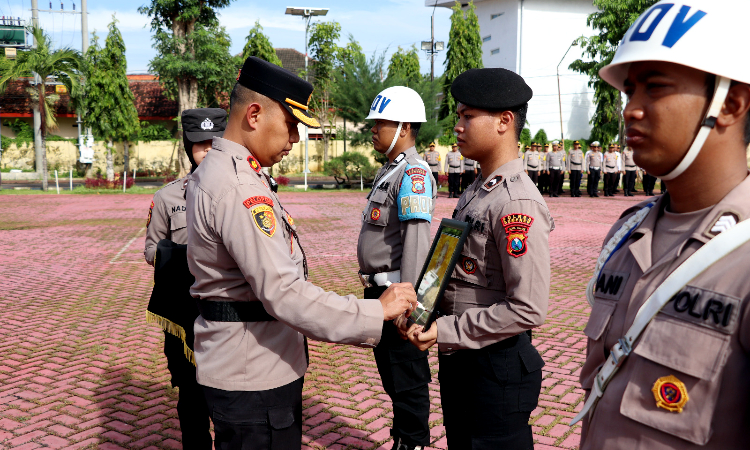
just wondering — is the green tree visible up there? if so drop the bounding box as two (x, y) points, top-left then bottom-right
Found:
(533, 129), (548, 146)
(83, 18), (140, 181)
(0, 26), (82, 191)
(569, 0), (658, 145)
(440, 1), (483, 126)
(242, 21), (282, 66)
(308, 21), (342, 162)
(388, 46), (421, 85)
(139, 0), (234, 176)
(520, 128), (531, 147)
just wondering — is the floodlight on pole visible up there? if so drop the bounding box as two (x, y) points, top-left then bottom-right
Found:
(557, 40), (577, 146)
(422, 14), (444, 82)
(285, 6), (329, 191)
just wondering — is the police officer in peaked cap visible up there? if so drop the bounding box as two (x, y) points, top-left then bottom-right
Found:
(358, 85), (437, 450)
(575, 1), (750, 448)
(407, 67), (551, 449)
(143, 108), (227, 450)
(185, 56), (418, 450)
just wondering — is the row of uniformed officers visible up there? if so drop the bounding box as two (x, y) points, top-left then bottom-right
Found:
(142, 4), (750, 445)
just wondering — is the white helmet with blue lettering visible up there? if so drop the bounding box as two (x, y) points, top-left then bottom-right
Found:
(367, 86), (427, 156)
(600, 0), (750, 180)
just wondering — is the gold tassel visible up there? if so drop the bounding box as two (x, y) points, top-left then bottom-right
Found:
(146, 311), (196, 367)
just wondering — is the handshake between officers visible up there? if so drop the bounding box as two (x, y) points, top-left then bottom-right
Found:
(185, 57), (417, 450)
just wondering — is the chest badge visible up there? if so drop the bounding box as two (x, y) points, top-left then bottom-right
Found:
(461, 256), (477, 274)
(501, 213), (534, 258)
(652, 375), (689, 413)
(252, 205), (277, 237)
(370, 208), (381, 221)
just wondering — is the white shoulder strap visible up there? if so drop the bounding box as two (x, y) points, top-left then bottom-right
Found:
(571, 217), (750, 425)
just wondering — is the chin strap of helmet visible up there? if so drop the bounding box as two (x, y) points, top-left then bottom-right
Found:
(661, 76), (732, 181)
(384, 122), (403, 157)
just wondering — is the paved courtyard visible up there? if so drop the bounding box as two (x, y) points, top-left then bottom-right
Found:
(0, 189), (645, 450)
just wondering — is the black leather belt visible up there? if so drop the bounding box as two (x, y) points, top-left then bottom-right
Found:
(197, 300), (277, 322)
(626, 165), (636, 169)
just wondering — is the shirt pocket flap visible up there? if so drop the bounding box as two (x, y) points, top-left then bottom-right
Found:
(369, 188), (388, 204)
(583, 299), (616, 341)
(364, 189), (390, 227)
(633, 315), (729, 381)
(170, 212), (187, 231)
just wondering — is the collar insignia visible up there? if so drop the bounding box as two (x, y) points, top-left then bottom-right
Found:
(247, 155), (262, 174)
(482, 175), (504, 192)
(709, 213), (739, 236)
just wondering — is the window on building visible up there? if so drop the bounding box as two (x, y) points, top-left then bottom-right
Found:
(482, 35), (491, 43)
(491, 12), (504, 20)
(490, 48), (500, 55)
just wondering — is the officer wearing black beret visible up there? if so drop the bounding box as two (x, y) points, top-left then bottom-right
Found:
(407, 68), (551, 449)
(144, 108), (227, 450)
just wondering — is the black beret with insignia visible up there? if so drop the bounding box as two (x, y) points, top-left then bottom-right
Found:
(451, 68), (533, 111)
(236, 56), (320, 128)
(182, 108), (227, 143)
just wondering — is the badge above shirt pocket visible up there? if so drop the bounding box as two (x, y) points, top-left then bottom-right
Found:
(620, 314), (731, 445)
(364, 189), (390, 227)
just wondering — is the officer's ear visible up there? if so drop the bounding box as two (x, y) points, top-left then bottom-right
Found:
(717, 82), (750, 133)
(245, 102), (264, 130)
(400, 122), (411, 138)
(496, 110), (514, 136)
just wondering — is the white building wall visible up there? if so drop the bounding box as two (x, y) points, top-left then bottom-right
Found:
(427, 0), (599, 141)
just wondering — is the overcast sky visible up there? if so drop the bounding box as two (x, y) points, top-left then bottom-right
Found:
(2, 0), (453, 76)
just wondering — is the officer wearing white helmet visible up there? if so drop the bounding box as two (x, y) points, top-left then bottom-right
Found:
(357, 86), (437, 450)
(575, 1), (750, 448)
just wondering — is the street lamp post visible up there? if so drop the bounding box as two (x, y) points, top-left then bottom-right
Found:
(421, 14), (444, 82)
(557, 41), (577, 146)
(285, 6), (329, 191)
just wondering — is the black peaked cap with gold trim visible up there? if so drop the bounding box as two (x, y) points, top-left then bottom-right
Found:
(236, 56), (320, 128)
(451, 68), (532, 111)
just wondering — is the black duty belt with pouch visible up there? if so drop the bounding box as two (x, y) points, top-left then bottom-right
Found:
(198, 299), (277, 322)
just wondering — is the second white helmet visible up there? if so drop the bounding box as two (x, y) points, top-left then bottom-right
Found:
(366, 86), (426, 123)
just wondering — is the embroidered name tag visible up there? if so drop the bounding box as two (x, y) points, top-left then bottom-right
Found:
(594, 270), (631, 301)
(661, 286), (741, 334)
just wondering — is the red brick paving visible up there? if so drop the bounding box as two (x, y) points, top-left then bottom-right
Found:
(0, 190), (646, 449)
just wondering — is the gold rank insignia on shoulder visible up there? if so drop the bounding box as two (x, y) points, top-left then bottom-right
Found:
(652, 375), (689, 413)
(247, 155), (262, 174)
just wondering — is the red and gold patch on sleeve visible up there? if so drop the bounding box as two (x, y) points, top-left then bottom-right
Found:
(501, 213), (534, 258)
(243, 196), (274, 209)
(252, 205), (276, 237)
(146, 201), (154, 227)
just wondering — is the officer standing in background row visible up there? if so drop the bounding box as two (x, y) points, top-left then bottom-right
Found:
(546, 141), (566, 197)
(642, 170), (658, 196)
(576, 2), (750, 447)
(518, 142), (524, 158)
(357, 86), (436, 450)
(585, 141), (603, 197)
(554, 141), (565, 195)
(424, 142), (441, 187)
(445, 143), (462, 198)
(621, 145), (637, 196)
(538, 144), (550, 194)
(185, 57), (417, 450)
(524, 142), (542, 188)
(407, 67), (550, 449)
(602, 143), (619, 197)
(143, 108), (226, 450)
(460, 155), (477, 194)
(567, 141), (584, 197)
(614, 143), (623, 193)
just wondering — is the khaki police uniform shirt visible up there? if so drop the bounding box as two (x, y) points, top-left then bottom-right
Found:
(546, 150), (565, 171)
(585, 151), (603, 171)
(568, 149), (584, 171)
(144, 178), (189, 265)
(357, 147), (438, 286)
(622, 149), (637, 171)
(463, 157), (477, 172)
(579, 175), (750, 449)
(436, 158), (553, 351)
(425, 149), (441, 173)
(518, 149), (524, 159)
(186, 137), (383, 392)
(524, 151), (542, 172)
(445, 151), (463, 173)
(603, 152), (619, 174)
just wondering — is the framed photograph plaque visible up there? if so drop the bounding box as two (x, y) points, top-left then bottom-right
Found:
(409, 219), (470, 329)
